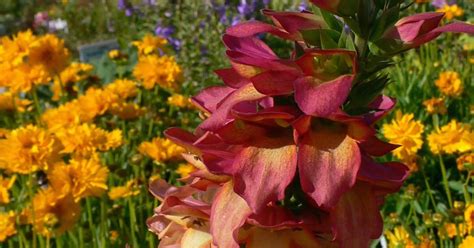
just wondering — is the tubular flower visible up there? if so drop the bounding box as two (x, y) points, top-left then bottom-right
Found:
(427, 120), (473, 154)
(423, 97), (447, 115)
(382, 111), (424, 161)
(55, 123), (122, 158)
(132, 33), (168, 56)
(0, 211), (16, 242)
(138, 137), (185, 163)
(24, 187), (80, 237)
(108, 180), (140, 200)
(28, 34), (70, 74)
(133, 55), (183, 91)
(150, 3), (474, 247)
(47, 156), (109, 202)
(0, 175), (16, 204)
(51, 62), (93, 101)
(0, 125), (62, 174)
(436, 4), (464, 20)
(435, 71), (463, 97)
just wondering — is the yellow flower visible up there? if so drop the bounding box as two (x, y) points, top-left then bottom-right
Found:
(28, 34), (69, 74)
(177, 163), (197, 178)
(108, 180), (140, 200)
(132, 34), (168, 55)
(133, 55), (183, 91)
(105, 79), (138, 99)
(55, 123), (122, 158)
(0, 211), (16, 242)
(109, 102), (146, 120)
(167, 94), (193, 108)
(465, 204), (474, 231)
(439, 222), (467, 239)
(435, 71), (463, 97)
(459, 236), (474, 248)
(138, 137), (185, 163)
(108, 49), (120, 60)
(78, 87), (119, 118)
(24, 187), (80, 237)
(4, 63), (50, 93)
(109, 230), (119, 242)
(436, 4), (464, 20)
(0, 128), (9, 138)
(52, 62), (93, 101)
(0, 91), (31, 112)
(48, 156), (109, 202)
(41, 101), (88, 131)
(382, 111), (424, 161)
(0, 175), (16, 204)
(423, 97), (447, 115)
(427, 120), (473, 154)
(385, 226), (415, 248)
(0, 125), (62, 174)
(0, 30), (36, 66)
(457, 153), (474, 171)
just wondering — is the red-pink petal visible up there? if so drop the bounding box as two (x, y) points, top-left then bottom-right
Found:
(358, 155), (409, 192)
(294, 75), (353, 117)
(215, 68), (251, 89)
(199, 83), (266, 131)
(210, 182), (252, 248)
(233, 133), (297, 213)
(330, 183), (383, 248)
(297, 117), (360, 209)
(250, 70), (298, 95)
(191, 86), (235, 113)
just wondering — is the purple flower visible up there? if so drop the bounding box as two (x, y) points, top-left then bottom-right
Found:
(298, 0), (308, 11)
(155, 25), (181, 51)
(431, 0), (456, 8)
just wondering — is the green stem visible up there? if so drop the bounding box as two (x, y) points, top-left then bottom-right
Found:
(85, 198), (97, 247)
(421, 166), (438, 211)
(31, 88), (42, 121)
(439, 155), (453, 209)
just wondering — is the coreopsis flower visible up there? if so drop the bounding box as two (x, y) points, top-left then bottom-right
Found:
(176, 163), (196, 178)
(108, 180), (140, 200)
(0, 129), (9, 138)
(78, 87), (120, 118)
(0, 125), (62, 174)
(460, 236), (474, 248)
(382, 111), (425, 161)
(423, 97), (447, 114)
(0, 175), (16, 204)
(104, 79), (138, 99)
(132, 33), (168, 55)
(0, 211), (16, 242)
(465, 204), (474, 231)
(48, 156), (109, 201)
(384, 226), (415, 248)
(427, 120), (473, 154)
(436, 4), (464, 20)
(55, 123), (122, 158)
(41, 100), (88, 130)
(0, 91), (31, 112)
(109, 102), (146, 120)
(435, 71), (463, 97)
(457, 153), (474, 171)
(138, 137), (185, 163)
(25, 187), (80, 237)
(0, 30), (36, 66)
(108, 49), (120, 60)
(167, 94), (193, 108)
(4, 63), (51, 93)
(28, 34), (69, 74)
(440, 223), (468, 239)
(133, 55), (183, 91)
(52, 62), (93, 101)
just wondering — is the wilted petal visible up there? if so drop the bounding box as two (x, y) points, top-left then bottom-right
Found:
(297, 117), (360, 209)
(330, 183), (383, 248)
(294, 75), (353, 117)
(210, 182), (252, 248)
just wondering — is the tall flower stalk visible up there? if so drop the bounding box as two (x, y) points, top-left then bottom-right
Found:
(148, 0), (474, 247)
